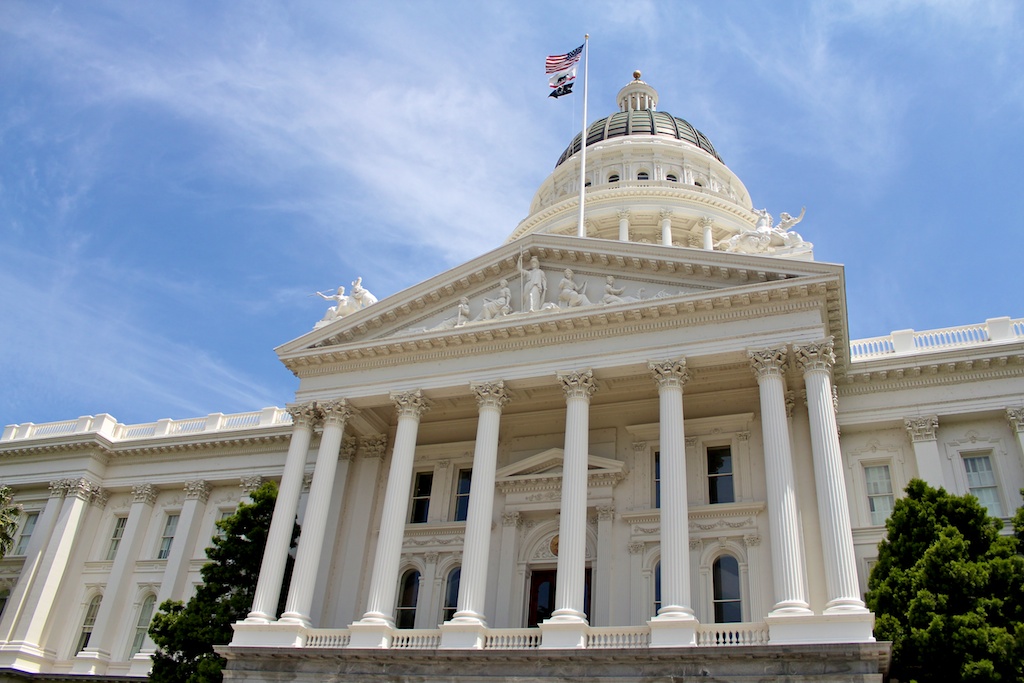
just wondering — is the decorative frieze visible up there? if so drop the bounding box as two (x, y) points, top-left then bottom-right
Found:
(391, 390), (432, 418)
(132, 483), (159, 505)
(648, 359), (689, 389)
(184, 480), (211, 503)
(471, 380), (510, 410)
(557, 369), (598, 399)
(904, 416), (939, 442)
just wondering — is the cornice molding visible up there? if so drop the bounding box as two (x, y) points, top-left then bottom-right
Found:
(838, 358), (1024, 395)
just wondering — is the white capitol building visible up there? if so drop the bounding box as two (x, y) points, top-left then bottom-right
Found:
(1, 73), (1022, 682)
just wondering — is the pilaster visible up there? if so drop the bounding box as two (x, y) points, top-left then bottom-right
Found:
(904, 415), (944, 487)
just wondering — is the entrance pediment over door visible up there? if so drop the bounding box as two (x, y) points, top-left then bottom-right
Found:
(495, 448), (627, 509)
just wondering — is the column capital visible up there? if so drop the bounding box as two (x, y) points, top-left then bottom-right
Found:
(631, 441), (648, 453)
(341, 435), (358, 461)
(617, 208), (631, 220)
(48, 479), (69, 498)
(184, 480), (211, 503)
(238, 476), (264, 496)
(66, 478), (101, 502)
(648, 359), (689, 389)
(698, 216), (715, 229)
(321, 399), (356, 426)
(659, 208), (673, 220)
(471, 381), (511, 410)
(1006, 407), (1024, 433)
(91, 487), (110, 508)
(904, 415), (939, 442)
(749, 347), (789, 377)
(597, 505), (615, 522)
(627, 541), (646, 555)
(287, 401), (322, 429)
(132, 483), (159, 505)
(390, 390), (432, 418)
(360, 434), (388, 459)
(793, 338), (836, 373)
(557, 369), (597, 400)
(502, 511), (521, 527)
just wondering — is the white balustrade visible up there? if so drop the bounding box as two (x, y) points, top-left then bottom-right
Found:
(587, 626), (650, 648)
(305, 630), (351, 648)
(849, 317), (1024, 361)
(484, 630), (542, 649)
(696, 623), (770, 646)
(391, 631), (442, 649)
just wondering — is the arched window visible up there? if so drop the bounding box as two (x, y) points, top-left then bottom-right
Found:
(712, 555), (742, 623)
(666, 174), (678, 182)
(637, 171), (649, 181)
(608, 174), (620, 183)
(395, 569), (420, 629)
(129, 594), (157, 657)
(653, 561), (662, 617)
(76, 595), (102, 653)
(442, 568), (460, 621)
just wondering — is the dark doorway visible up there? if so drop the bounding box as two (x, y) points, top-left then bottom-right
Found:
(527, 568), (592, 627)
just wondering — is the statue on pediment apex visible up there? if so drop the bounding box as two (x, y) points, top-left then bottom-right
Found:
(350, 277), (378, 309)
(315, 286), (359, 326)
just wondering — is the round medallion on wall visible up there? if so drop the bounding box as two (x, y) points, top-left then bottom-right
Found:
(549, 534), (559, 556)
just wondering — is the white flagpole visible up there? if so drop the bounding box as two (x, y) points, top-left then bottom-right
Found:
(576, 34), (589, 238)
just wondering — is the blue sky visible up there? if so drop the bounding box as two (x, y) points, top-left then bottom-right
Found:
(1, 1), (1021, 427)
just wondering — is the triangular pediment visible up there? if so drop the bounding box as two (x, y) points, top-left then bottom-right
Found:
(276, 233), (847, 373)
(495, 448), (626, 480)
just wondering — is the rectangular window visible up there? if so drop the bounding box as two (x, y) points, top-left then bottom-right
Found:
(453, 469), (472, 522)
(157, 514), (179, 559)
(214, 509), (233, 540)
(106, 516), (128, 561)
(409, 473), (433, 524)
(964, 454), (1002, 516)
(13, 512), (38, 556)
(864, 465), (895, 526)
(653, 451), (661, 509)
(707, 446), (734, 504)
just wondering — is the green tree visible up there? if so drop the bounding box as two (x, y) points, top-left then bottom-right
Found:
(0, 486), (22, 559)
(866, 479), (1024, 682)
(148, 481), (297, 683)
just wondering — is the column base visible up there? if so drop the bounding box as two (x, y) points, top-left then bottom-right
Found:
(539, 618), (588, 649)
(0, 642), (51, 673)
(824, 598), (870, 614)
(439, 619), (487, 649)
(647, 613), (699, 648)
(768, 601), (814, 618)
(347, 619), (395, 649)
(71, 648), (111, 675)
(229, 620), (307, 647)
(766, 612), (875, 645)
(277, 611), (312, 628)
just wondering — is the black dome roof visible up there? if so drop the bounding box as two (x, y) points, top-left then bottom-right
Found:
(554, 108), (721, 169)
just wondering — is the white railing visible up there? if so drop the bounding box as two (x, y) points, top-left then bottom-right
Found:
(301, 623), (770, 651)
(696, 622), (769, 646)
(2, 407), (292, 443)
(306, 630), (351, 648)
(587, 626), (650, 648)
(391, 630), (441, 649)
(850, 317), (1023, 361)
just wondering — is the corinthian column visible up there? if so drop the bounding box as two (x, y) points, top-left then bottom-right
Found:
(794, 339), (867, 614)
(350, 391), (430, 646)
(749, 348), (811, 616)
(441, 382), (509, 649)
(660, 209), (673, 246)
(647, 360), (698, 647)
(551, 370), (597, 624)
(245, 402), (320, 623)
(280, 399), (355, 627)
(618, 209), (631, 242)
(699, 216), (714, 250)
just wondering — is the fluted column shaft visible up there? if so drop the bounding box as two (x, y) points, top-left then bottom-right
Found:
(361, 391), (430, 623)
(247, 403), (319, 622)
(649, 360), (694, 618)
(795, 340), (867, 613)
(281, 400), (354, 626)
(749, 349), (811, 615)
(453, 382), (509, 625)
(551, 370), (596, 622)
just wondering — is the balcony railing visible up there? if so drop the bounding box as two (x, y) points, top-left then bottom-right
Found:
(2, 407), (292, 443)
(849, 317), (1023, 361)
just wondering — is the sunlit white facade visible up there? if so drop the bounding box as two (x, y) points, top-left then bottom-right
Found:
(1, 74), (1022, 682)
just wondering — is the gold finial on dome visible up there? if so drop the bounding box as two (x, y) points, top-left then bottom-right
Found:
(633, 70), (642, 81)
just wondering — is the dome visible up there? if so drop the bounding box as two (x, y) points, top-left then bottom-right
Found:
(554, 71), (721, 168)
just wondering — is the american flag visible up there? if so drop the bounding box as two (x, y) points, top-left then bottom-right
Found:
(545, 44), (584, 74)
